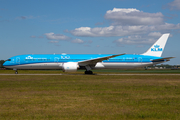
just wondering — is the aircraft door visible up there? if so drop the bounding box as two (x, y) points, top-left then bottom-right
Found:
(54, 57), (59, 63)
(54, 57), (61, 69)
(16, 57), (20, 64)
(138, 57), (142, 63)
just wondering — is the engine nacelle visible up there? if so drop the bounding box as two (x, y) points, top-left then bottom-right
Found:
(62, 62), (79, 72)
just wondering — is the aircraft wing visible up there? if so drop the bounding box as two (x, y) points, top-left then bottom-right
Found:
(151, 57), (175, 62)
(78, 53), (125, 66)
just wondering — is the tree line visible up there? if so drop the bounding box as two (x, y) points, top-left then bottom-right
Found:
(0, 60), (5, 68)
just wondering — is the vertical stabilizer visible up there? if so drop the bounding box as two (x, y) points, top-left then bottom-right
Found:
(142, 33), (170, 57)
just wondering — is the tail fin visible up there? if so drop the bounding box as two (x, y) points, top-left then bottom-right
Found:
(142, 33), (170, 57)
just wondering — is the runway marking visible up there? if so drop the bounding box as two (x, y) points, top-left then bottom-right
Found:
(0, 74), (63, 75)
(0, 74), (180, 76)
(98, 74), (180, 76)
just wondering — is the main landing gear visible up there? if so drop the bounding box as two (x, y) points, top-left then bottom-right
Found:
(84, 65), (93, 74)
(84, 70), (93, 74)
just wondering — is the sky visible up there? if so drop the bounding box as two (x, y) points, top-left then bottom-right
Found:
(1, 0), (180, 65)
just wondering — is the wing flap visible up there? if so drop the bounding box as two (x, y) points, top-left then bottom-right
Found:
(78, 53), (125, 66)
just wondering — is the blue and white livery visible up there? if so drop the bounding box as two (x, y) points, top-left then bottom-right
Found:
(3, 33), (174, 74)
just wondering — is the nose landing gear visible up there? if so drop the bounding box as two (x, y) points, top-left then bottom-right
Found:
(13, 68), (18, 74)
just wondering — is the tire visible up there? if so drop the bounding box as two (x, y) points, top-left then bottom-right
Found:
(85, 71), (93, 74)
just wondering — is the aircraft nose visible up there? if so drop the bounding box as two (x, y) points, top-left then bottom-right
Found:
(3, 61), (8, 67)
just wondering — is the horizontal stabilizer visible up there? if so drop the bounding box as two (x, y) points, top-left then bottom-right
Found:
(151, 57), (175, 62)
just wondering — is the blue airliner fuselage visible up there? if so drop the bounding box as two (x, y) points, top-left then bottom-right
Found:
(3, 34), (174, 74)
(3, 54), (161, 68)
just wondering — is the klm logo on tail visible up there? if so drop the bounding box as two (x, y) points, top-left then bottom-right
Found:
(142, 33), (169, 57)
(151, 44), (163, 52)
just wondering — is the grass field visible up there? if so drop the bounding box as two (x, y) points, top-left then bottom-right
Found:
(1, 69), (180, 74)
(0, 70), (180, 119)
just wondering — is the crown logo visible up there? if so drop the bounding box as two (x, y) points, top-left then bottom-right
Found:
(154, 44), (160, 48)
(26, 56), (33, 59)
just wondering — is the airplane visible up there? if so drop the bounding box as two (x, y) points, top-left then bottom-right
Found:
(3, 33), (174, 74)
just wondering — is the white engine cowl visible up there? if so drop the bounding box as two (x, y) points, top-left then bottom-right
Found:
(62, 62), (79, 72)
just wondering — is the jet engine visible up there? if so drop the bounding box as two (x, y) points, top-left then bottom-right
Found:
(62, 62), (79, 72)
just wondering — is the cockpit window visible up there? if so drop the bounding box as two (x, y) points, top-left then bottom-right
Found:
(7, 59), (11, 61)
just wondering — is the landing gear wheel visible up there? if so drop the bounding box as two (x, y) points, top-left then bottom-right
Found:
(85, 71), (93, 74)
(15, 71), (18, 74)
